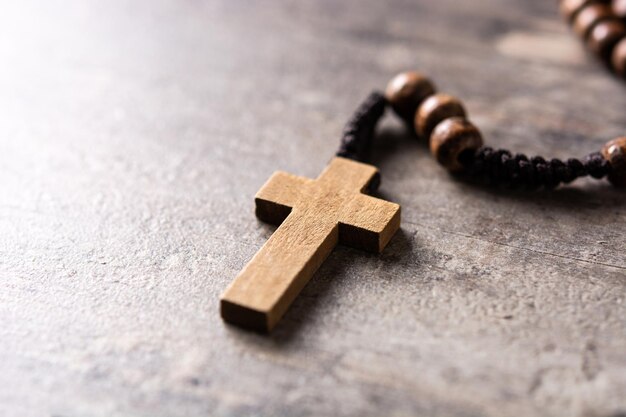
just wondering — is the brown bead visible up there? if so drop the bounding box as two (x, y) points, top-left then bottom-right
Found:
(573, 4), (615, 39)
(430, 117), (483, 172)
(385, 71), (436, 122)
(612, 37), (626, 76)
(588, 21), (626, 60)
(560, 0), (604, 22)
(613, 0), (626, 18)
(601, 137), (626, 186)
(415, 94), (466, 139)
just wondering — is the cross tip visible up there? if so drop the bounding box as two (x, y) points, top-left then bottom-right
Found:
(378, 203), (401, 252)
(220, 297), (273, 334)
(323, 157), (379, 187)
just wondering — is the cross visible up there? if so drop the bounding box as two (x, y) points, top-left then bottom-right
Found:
(220, 157), (401, 333)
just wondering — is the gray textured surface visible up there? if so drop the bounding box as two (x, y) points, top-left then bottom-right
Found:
(1, 1), (625, 416)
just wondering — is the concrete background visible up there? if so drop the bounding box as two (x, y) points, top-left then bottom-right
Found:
(0, 1), (625, 416)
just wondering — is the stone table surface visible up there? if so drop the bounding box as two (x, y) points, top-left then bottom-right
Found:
(1, 1), (625, 416)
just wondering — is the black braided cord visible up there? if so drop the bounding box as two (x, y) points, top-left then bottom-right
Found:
(336, 91), (387, 162)
(337, 91), (612, 189)
(459, 147), (611, 189)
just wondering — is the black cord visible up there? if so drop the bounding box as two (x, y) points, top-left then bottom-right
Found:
(336, 92), (387, 162)
(459, 148), (611, 189)
(338, 91), (613, 189)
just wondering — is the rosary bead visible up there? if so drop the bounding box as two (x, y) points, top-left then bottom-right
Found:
(612, 37), (626, 76)
(602, 137), (626, 186)
(561, 0), (606, 22)
(385, 71), (436, 123)
(614, 0), (626, 18)
(415, 93), (466, 139)
(588, 20), (626, 60)
(573, 4), (615, 39)
(430, 117), (483, 172)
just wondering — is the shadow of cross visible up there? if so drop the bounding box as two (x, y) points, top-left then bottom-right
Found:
(220, 157), (401, 333)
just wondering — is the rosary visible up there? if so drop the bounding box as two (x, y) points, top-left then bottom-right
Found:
(221, 0), (626, 333)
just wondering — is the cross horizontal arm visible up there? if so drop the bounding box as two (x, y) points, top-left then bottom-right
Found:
(255, 171), (312, 225)
(339, 193), (401, 253)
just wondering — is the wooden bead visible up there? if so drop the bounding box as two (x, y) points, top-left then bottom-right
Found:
(613, 0), (626, 18)
(573, 4), (615, 39)
(560, 0), (605, 22)
(430, 117), (483, 172)
(588, 21), (626, 60)
(612, 37), (626, 76)
(601, 137), (626, 186)
(385, 71), (436, 122)
(415, 94), (466, 139)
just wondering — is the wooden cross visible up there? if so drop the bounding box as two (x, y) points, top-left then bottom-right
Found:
(220, 157), (401, 332)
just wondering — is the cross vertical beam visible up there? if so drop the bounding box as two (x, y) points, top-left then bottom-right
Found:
(220, 157), (401, 332)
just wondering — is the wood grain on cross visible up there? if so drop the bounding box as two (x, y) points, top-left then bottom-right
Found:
(220, 157), (401, 332)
